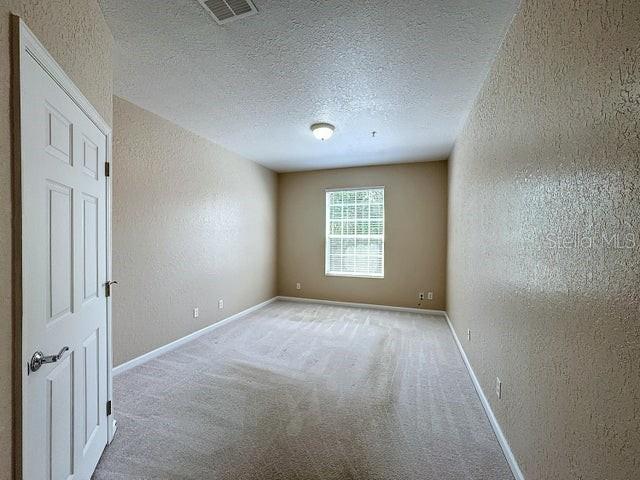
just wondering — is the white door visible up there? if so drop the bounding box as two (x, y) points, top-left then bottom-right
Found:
(21, 47), (109, 479)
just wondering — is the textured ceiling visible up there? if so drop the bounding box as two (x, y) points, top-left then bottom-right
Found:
(99, 0), (520, 172)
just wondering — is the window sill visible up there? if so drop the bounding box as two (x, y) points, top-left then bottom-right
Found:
(325, 272), (384, 279)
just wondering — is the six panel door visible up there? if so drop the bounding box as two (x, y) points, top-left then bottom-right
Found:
(21, 50), (109, 480)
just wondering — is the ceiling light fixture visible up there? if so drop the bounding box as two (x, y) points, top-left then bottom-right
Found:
(310, 123), (335, 141)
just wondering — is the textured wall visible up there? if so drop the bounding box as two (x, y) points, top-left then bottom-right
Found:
(0, 2), (113, 478)
(112, 97), (277, 366)
(447, 0), (640, 479)
(278, 162), (447, 310)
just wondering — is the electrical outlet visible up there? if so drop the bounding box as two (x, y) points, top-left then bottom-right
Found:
(218, 299), (224, 310)
(496, 377), (502, 399)
(193, 307), (199, 318)
(427, 292), (433, 300)
(296, 282), (301, 290)
(467, 329), (471, 341)
(418, 292), (425, 301)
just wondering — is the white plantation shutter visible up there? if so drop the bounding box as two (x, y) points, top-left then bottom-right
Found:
(325, 187), (384, 277)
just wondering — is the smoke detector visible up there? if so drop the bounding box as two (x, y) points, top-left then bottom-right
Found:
(197, 0), (258, 25)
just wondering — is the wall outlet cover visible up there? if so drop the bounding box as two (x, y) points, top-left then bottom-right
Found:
(296, 282), (301, 290)
(218, 299), (224, 309)
(193, 307), (199, 318)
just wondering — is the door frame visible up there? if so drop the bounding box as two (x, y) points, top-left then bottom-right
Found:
(11, 16), (115, 480)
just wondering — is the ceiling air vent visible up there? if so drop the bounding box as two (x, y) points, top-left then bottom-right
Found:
(198, 0), (258, 25)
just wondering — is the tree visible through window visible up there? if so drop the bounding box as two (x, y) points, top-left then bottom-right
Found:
(325, 187), (384, 278)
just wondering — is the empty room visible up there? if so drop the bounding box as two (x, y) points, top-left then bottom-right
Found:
(1, 0), (638, 479)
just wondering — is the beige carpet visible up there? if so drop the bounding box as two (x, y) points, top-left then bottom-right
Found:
(93, 300), (513, 479)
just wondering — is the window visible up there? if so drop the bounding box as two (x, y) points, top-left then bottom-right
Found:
(325, 187), (384, 278)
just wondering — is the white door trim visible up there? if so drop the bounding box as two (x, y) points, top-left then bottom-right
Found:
(12, 15), (115, 478)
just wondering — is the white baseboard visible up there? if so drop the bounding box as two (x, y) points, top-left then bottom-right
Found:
(108, 418), (117, 444)
(276, 296), (446, 316)
(444, 312), (525, 480)
(113, 297), (278, 376)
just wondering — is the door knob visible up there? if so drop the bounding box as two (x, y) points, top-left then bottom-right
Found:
(30, 346), (69, 373)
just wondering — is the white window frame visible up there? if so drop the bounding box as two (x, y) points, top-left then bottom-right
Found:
(325, 186), (385, 279)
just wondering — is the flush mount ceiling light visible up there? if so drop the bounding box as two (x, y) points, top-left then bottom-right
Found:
(310, 123), (335, 141)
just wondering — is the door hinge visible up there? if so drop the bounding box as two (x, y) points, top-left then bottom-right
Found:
(105, 280), (118, 298)
(105, 161), (110, 177)
(106, 400), (112, 416)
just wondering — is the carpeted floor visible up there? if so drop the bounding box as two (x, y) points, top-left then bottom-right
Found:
(93, 300), (513, 479)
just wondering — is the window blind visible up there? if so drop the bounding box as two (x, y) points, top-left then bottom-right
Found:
(325, 187), (384, 278)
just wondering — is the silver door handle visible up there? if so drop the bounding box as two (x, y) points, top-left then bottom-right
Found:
(30, 346), (69, 373)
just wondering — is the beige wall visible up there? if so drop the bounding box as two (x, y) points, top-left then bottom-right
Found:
(278, 162), (447, 310)
(0, 2), (113, 478)
(447, 1), (640, 479)
(112, 97), (277, 366)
